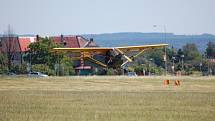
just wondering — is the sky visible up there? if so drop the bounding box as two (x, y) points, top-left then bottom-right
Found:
(0, 0), (215, 35)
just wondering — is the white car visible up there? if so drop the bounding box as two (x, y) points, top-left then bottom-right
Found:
(28, 72), (48, 77)
(127, 72), (137, 77)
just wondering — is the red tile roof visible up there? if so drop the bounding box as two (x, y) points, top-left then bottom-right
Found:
(77, 36), (87, 47)
(65, 36), (80, 48)
(52, 36), (98, 48)
(1, 35), (98, 53)
(18, 37), (36, 52)
(52, 36), (80, 48)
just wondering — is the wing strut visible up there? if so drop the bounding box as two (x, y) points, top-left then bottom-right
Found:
(121, 49), (146, 67)
(87, 57), (107, 68)
(114, 48), (133, 62)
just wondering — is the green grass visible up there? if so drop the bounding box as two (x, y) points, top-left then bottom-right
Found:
(0, 76), (215, 121)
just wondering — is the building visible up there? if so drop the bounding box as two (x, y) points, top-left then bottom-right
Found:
(51, 35), (98, 48)
(0, 36), (37, 65)
(51, 35), (99, 75)
(0, 35), (99, 75)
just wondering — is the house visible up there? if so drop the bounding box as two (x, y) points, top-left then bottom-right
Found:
(51, 35), (98, 48)
(0, 35), (100, 75)
(0, 36), (36, 65)
(51, 35), (99, 75)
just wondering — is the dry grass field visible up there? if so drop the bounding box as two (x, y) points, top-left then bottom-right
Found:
(0, 76), (215, 121)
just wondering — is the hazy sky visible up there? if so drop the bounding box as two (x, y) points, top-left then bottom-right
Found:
(0, 0), (215, 35)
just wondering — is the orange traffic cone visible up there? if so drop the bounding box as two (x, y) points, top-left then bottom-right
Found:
(174, 80), (181, 86)
(163, 80), (170, 85)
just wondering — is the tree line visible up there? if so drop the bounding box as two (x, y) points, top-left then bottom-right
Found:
(0, 37), (75, 76)
(0, 35), (215, 76)
(130, 41), (215, 76)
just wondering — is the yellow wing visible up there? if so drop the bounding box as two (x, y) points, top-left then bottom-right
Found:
(52, 44), (168, 67)
(52, 44), (168, 52)
(52, 47), (111, 52)
(115, 44), (168, 51)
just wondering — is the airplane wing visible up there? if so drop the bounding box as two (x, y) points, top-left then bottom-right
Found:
(52, 44), (168, 68)
(52, 47), (112, 52)
(52, 44), (168, 52)
(115, 44), (168, 52)
(52, 47), (112, 55)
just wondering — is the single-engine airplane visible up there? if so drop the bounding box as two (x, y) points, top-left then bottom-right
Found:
(52, 44), (168, 69)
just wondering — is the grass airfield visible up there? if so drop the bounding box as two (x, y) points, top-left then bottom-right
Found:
(0, 76), (215, 121)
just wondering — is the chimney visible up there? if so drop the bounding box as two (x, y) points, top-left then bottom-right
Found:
(36, 35), (39, 42)
(60, 34), (66, 46)
(60, 34), (64, 43)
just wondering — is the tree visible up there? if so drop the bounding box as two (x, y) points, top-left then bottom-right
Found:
(1, 25), (18, 71)
(0, 52), (6, 65)
(206, 41), (215, 58)
(58, 56), (75, 76)
(25, 37), (75, 75)
(183, 43), (201, 62)
(26, 37), (60, 67)
(205, 42), (215, 75)
(182, 43), (201, 73)
(176, 49), (184, 61)
(0, 52), (8, 73)
(174, 49), (184, 71)
(144, 48), (165, 67)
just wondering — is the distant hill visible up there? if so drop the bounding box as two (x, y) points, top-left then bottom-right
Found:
(2, 32), (215, 53)
(83, 32), (215, 53)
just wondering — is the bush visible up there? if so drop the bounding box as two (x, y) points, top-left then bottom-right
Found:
(58, 64), (75, 76)
(58, 57), (75, 76)
(107, 68), (115, 75)
(0, 65), (8, 74)
(184, 64), (194, 75)
(10, 64), (28, 74)
(133, 64), (164, 76)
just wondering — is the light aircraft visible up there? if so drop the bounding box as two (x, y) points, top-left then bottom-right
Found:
(52, 44), (168, 69)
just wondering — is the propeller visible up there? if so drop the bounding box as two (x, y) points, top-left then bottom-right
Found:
(105, 51), (123, 68)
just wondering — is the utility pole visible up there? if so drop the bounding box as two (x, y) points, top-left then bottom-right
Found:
(153, 25), (168, 75)
(58, 54), (60, 76)
(200, 62), (202, 73)
(30, 51), (32, 72)
(207, 56), (211, 76)
(181, 54), (184, 71)
(164, 47), (167, 75)
(164, 25), (168, 76)
(172, 56), (176, 75)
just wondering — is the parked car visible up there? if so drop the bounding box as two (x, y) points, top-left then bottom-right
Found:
(127, 72), (137, 77)
(28, 72), (48, 77)
(7, 72), (17, 76)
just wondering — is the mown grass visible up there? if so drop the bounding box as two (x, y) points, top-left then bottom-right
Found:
(0, 76), (215, 121)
